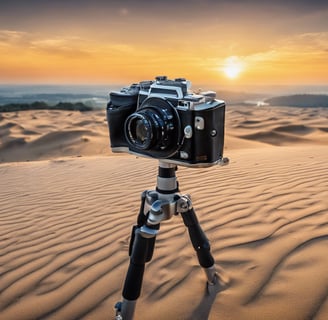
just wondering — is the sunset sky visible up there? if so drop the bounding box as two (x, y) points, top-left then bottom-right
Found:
(0, 0), (327, 88)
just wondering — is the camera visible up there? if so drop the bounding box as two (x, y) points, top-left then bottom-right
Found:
(106, 76), (226, 167)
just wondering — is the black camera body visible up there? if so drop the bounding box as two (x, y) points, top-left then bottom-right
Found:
(106, 76), (226, 167)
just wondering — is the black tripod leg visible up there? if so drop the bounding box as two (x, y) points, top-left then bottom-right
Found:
(117, 226), (157, 320)
(180, 208), (217, 285)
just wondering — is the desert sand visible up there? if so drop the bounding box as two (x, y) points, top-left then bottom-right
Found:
(0, 105), (328, 320)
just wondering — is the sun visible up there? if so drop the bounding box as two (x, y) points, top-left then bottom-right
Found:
(222, 56), (244, 79)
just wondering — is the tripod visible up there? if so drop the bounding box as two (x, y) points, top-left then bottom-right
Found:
(115, 161), (220, 320)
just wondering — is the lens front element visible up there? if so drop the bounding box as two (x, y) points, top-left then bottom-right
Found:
(124, 97), (181, 158)
(126, 114), (153, 150)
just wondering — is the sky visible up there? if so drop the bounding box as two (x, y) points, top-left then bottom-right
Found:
(0, 0), (327, 89)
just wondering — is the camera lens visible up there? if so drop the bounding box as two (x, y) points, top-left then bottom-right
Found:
(126, 113), (153, 150)
(124, 97), (181, 157)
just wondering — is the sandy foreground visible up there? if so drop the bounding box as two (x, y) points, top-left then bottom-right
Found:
(0, 106), (328, 320)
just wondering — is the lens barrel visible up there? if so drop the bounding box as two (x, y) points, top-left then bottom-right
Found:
(124, 97), (180, 158)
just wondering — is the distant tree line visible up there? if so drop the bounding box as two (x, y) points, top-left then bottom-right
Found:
(0, 101), (93, 112)
(265, 94), (328, 108)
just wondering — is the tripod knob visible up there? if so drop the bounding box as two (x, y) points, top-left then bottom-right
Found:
(177, 195), (193, 213)
(147, 200), (165, 225)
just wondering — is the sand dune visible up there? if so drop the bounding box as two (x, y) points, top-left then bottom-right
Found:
(0, 105), (328, 319)
(1, 106), (328, 162)
(0, 110), (112, 162)
(226, 106), (328, 148)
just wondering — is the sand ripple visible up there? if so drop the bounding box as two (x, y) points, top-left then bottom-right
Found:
(1, 144), (328, 319)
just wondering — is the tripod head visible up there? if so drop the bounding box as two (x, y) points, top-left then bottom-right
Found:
(142, 161), (181, 225)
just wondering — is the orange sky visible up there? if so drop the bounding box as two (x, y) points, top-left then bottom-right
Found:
(0, 1), (327, 87)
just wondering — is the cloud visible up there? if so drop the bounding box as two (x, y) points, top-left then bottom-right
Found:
(282, 32), (328, 51)
(29, 37), (92, 58)
(233, 32), (328, 66)
(106, 43), (135, 53)
(0, 30), (30, 45)
(0, 30), (92, 58)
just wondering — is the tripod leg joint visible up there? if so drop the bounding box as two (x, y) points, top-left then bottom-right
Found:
(177, 195), (193, 213)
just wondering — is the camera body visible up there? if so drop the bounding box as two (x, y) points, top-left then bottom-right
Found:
(106, 76), (225, 167)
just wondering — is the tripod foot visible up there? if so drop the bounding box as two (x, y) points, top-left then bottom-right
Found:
(204, 265), (217, 285)
(205, 265), (230, 295)
(115, 299), (137, 320)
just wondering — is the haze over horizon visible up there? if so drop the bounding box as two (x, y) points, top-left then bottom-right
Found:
(0, 0), (327, 91)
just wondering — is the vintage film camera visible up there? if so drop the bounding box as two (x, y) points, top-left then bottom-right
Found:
(106, 76), (226, 167)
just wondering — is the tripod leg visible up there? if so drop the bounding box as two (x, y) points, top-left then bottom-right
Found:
(116, 225), (157, 320)
(180, 207), (217, 285)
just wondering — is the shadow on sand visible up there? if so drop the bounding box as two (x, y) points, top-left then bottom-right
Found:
(190, 266), (230, 320)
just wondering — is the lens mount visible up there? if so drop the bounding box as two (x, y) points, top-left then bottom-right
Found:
(124, 97), (181, 158)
